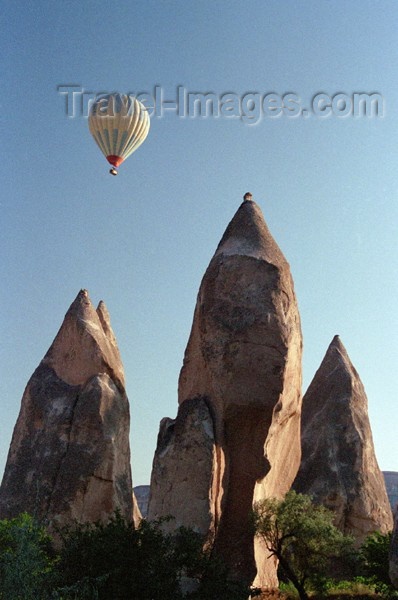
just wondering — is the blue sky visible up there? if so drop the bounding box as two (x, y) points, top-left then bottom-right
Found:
(1, 0), (397, 486)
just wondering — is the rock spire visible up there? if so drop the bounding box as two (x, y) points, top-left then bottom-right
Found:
(293, 335), (393, 542)
(148, 199), (303, 587)
(0, 289), (140, 530)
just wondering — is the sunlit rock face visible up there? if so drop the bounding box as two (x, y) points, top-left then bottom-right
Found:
(148, 199), (303, 587)
(293, 336), (393, 543)
(0, 290), (140, 530)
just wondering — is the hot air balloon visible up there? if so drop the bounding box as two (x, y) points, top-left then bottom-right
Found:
(88, 93), (150, 175)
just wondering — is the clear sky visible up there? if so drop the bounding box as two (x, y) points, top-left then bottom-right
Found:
(1, 0), (397, 486)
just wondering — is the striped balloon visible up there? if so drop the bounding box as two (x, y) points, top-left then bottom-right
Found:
(88, 93), (150, 174)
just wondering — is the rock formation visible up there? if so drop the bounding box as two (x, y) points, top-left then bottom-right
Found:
(148, 198), (303, 587)
(134, 485), (150, 518)
(149, 397), (217, 536)
(293, 335), (393, 542)
(390, 514), (398, 589)
(383, 472), (398, 512)
(0, 290), (140, 530)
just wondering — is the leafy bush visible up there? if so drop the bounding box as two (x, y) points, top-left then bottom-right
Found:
(188, 548), (249, 600)
(0, 513), (56, 600)
(318, 576), (375, 595)
(54, 511), (249, 599)
(359, 531), (398, 598)
(279, 580), (300, 597)
(54, 511), (183, 599)
(360, 531), (392, 584)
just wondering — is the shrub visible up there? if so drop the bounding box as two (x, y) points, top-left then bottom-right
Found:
(0, 513), (56, 600)
(54, 511), (182, 600)
(55, 511), (249, 599)
(359, 531), (398, 598)
(0, 511), (250, 599)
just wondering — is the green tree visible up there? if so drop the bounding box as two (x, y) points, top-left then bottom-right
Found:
(188, 550), (249, 600)
(0, 513), (56, 600)
(54, 511), (249, 600)
(54, 512), (183, 600)
(359, 530), (398, 597)
(0, 511), (249, 599)
(252, 490), (354, 600)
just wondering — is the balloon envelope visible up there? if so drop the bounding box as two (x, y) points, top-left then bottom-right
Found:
(88, 93), (150, 168)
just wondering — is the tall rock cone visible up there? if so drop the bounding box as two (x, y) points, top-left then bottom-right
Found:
(0, 289), (141, 530)
(293, 335), (393, 542)
(148, 198), (303, 587)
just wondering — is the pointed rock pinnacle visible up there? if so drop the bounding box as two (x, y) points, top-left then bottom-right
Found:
(293, 336), (393, 542)
(214, 200), (287, 266)
(42, 290), (125, 387)
(0, 289), (138, 531)
(149, 198), (302, 588)
(97, 300), (119, 349)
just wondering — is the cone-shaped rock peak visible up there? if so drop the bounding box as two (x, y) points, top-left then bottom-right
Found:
(322, 334), (357, 371)
(214, 200), (287, 267)
(42, 289), (125, 388)
(97, 300), (119, 347)
(0, 290), (139, 530)
(149, 197), (303, 588)
(293, 335), (393, 542)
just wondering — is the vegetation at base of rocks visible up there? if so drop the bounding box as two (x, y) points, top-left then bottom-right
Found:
(358, 531), (398, 599)
(274, 575), (395, 600)
(0, 513), (57, 600)
(253, 491), (398, 600)
(278, 579), (377, 598)
(236, 530), (398, 600)
(0, 511), (249, 600)
(0, 495), (396, 600)
(253, 491), (355, 600)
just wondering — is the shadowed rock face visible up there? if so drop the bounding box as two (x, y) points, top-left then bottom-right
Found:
(134, 485), (150, 518)
(149, 397), (217, 536)
(293, 336), (393, 543)
(148, 200), (303, 587)
(0, 290), (140, 530)
(383, 471), (398, 512)
(391, 515), (398, 589)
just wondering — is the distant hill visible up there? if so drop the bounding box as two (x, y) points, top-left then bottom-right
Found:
(383, 472), (398, 512)
(136, 476), (398, 521)
(134, 474), (398, 521)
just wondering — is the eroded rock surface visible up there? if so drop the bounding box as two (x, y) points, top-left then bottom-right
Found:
(149, 397), (216, 536)
(134, 485), (150, 518)
(148, 199), (303, 587)
(293, 336), (392, 543)
(390, 514), (398, 589)
(0, 290), (140, 530)
(383, 471), (398, 512)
